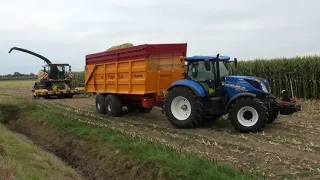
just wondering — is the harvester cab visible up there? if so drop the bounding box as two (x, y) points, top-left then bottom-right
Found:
(41, 63), (73, 81)
(8, 47), (76, 99)
(165, 54), (301, 133)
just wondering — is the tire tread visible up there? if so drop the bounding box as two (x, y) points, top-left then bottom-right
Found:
(228, 96), (268, 133)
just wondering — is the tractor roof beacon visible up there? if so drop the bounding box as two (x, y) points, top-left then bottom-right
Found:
(164, 54), (301, 133)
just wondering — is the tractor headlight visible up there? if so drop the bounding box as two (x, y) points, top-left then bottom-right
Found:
(260, 83), (268, 93)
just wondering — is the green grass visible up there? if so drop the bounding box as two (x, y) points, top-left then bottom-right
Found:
(0, 101), (82, 180)
(8, 99), (261, 180)
(0, 79), (35, 86)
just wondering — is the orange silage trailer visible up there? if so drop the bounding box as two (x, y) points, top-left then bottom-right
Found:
(85, 43), (187, 116)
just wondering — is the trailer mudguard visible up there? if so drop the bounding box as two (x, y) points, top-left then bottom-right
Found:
(168, 79), (206, 97)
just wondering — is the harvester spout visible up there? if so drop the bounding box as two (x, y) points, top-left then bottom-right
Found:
(8, 47), (52, 64)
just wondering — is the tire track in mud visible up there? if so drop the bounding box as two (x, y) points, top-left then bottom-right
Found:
(50, 98), (320, 148)
(39, 98), (320, 179)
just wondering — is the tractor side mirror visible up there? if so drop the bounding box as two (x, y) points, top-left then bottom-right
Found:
(204, 60), (211, 71)
(69, 66), (72, 71)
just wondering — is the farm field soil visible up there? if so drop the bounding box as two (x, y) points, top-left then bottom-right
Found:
(1, 80), (320, 179)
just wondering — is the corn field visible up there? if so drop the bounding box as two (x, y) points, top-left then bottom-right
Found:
(230, 56), (320, 99)
(72, 71), (85, 88)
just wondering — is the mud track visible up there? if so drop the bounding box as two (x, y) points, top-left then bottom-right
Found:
(2, 84), (320, 179)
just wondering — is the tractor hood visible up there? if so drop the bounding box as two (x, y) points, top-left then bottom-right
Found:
(224, 75), (271, 93)
(225, 75), (267, 82)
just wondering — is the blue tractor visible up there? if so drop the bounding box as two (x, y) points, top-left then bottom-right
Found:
(164, 54), (301, 133)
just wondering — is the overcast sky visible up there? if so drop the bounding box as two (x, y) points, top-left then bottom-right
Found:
(0, 0), (319, 75)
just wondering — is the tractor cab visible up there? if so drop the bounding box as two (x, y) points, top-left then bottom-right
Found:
(183, 55), (237, 96)
(43, 63), (73, 81)
(167, 54), (300, 133)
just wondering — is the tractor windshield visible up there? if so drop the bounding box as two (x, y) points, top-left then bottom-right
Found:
(48, 65), (67, 80)
(57, 65), (65, 72)
(218, 61), (230, 79)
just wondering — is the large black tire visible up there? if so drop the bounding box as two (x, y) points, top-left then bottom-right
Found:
(105, 94), (123, 117)
(164, 86), (204, 128)
(96, 94), (106, 114)
(267, 109), (279, 124)
(228, 97), (268, 133)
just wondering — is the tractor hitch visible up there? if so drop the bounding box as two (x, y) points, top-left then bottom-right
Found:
(278, 90), (301, 115)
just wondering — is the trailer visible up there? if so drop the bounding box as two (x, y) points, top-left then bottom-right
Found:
(85, 43), (187, 116)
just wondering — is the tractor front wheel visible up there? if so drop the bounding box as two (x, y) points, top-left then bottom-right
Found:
(229, 97), (268, 133)
(164, 87), (204, 128)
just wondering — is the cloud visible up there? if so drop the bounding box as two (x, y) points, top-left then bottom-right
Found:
(0, 0), (319, 74)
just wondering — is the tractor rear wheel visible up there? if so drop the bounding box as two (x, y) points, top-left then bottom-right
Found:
(105, 94), (123, 117)
(165, 86), (204, 128)
(228, 97), (268, 133)
(96, 94), (106, 114)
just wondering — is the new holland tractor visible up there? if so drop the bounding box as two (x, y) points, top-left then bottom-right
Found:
(8, 47), (84, 99)
(164, 54), (301, 133)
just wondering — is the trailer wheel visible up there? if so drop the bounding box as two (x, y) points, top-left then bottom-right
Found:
(229, 97), (268, 133)
(95, 94), (106, 114)
(267, 109), (279, 124)
(165, 86), (204, 128)
(105, 94), (123, 117)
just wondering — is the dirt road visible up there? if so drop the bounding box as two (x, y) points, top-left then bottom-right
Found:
(2, 80), (320, 179)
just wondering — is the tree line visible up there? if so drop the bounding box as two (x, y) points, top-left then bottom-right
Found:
(0, 72), (36, 77)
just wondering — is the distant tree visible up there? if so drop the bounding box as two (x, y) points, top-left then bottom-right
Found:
(13, 72), (21, 77)
(106, 43), (134, 51)
(30, 73), (35, 76)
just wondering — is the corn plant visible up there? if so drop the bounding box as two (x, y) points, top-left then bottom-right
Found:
(71, 71), (85, 88)
(230, 55), (320, 99)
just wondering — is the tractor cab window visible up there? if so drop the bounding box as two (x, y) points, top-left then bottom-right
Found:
(216, 61), (230, 80)
(48, 65), (66, 79)
(57, 66), (65, 72)
(186, 60), (231, 96)
(187, 61), (215, 82)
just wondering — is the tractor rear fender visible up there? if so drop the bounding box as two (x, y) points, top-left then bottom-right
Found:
(224, 92), (257, 114)
(167, 79), (206, 97)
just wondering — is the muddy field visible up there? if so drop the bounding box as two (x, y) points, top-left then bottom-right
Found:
(1, 80), (320, 179)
